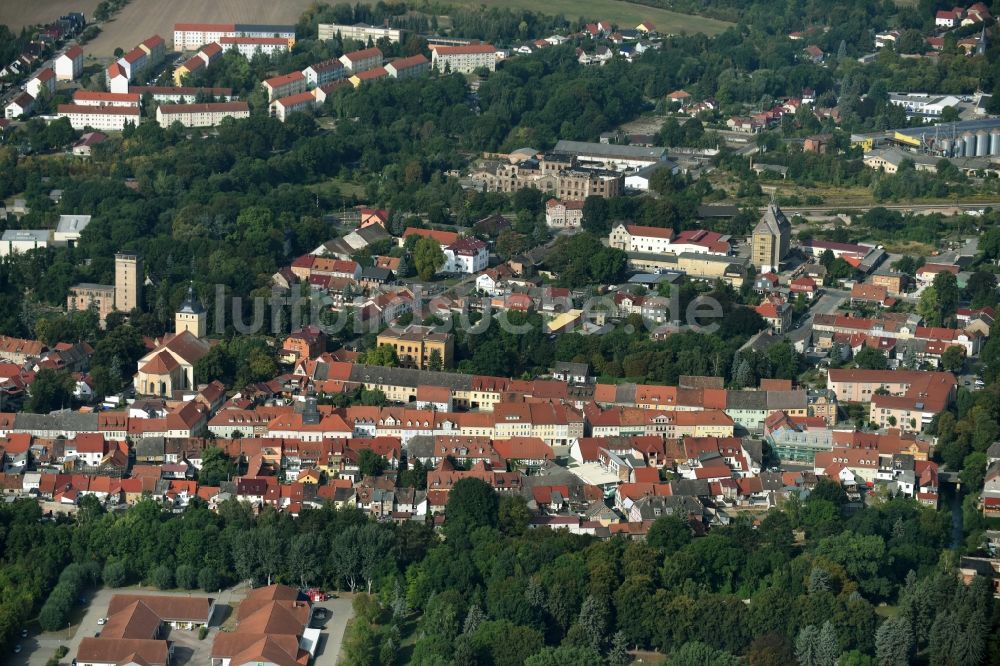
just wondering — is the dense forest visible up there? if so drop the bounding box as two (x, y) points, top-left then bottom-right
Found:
(1, 478), (998, 664)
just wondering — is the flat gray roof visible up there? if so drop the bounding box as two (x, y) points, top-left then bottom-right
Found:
(553, 140), (666, 161)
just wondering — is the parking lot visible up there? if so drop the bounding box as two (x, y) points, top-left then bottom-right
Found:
(9, 584), (353, 666)
(9, 585), (244, 666)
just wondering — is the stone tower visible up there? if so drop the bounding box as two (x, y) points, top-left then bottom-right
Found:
(114, 253), (142, 312)
(175, 283), (207, 338)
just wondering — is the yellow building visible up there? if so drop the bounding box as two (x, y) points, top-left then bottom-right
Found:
(376, 324), (454, 369)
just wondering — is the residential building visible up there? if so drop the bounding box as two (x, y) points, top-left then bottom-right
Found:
(609, 224), (730, 256)
(751, 203), (791, 273)
(105, 62), (129, 93)
(72, 132), (107, 157)
(27, 68), (56, 97)
(155, 101), (250, 128)
(173, 23), (295, 51)
(375, 325), (454, 369)
(128, 85), (235, 103)
(443, 237), (488, 274)
(5, 92), (34, 119)
(72, 91), (140, 108)
(431, 44), (497, 73)
(55, 44), (84, 80)
(262, 71), (307, 102)
(218, 36), (291, 58)
(318, 23), (404, 43)
(57, 104), (140, 131)
(272, 92), (316, 122)
(303, 59), (345, 88)
(755, 300), (793, 333)
(384, 54), (430, 79)
(349, 67), (389, 87)
(545, 199), (584, 230)
(339, 47), (384, 73)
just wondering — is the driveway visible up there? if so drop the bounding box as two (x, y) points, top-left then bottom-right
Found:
(10, 584), (246, 666)
(310, 594), (355, 666)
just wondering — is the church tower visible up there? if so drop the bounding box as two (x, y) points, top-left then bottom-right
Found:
(175, 284), (207, 338)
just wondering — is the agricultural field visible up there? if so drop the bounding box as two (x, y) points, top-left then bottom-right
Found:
(3, 0), (732, 58)
(0, 0), (102, 31)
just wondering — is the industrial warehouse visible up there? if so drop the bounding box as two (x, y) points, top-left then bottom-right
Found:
(853, 117), (1000, 176)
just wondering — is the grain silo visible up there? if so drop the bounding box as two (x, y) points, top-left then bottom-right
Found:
(976, 130), (989, 157)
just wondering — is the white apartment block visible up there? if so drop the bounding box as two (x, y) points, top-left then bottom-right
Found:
(155, 101), (250, 128)
(72, 91), (140, 108)
(262, 71), (307, 102)
(57, 104), (141, 131)
(431, 44), (497, 73)
(173, 23), (295, 51)
(55, 44), (84, 80)
(219, 37), (290, 59)
(318, 23), (403, 43)
(303, 59), (345, 88)
(272, 92), (316, 122)
(339, 47), (383, 73)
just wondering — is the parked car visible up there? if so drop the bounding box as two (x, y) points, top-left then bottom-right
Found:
(97, 618), (107, 625)
(14, 645), (21, 654)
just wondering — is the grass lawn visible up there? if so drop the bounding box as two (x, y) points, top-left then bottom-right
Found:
(880, 239), (937, 255)
(307, 178), (367, 200)
(875, 604), (900, 619)
(439, 0), (732, 35)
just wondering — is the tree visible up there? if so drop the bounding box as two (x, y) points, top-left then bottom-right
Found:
(646, 514), (692, 553)
(428, 348), (443, 371)
(940, 345), (965, 373)
(198, 447), (234, 486)
(498, 494), (532, 536)
(854, 347), (888, 370)
(445, 477), (499, 542)
(875, 616), (913, 666)
(198, 566), (220, 592)
(608, 631), (630, 666)
(669, 642), (740, 666)
(357, 449), (387, 477)
(932, 271), (959, 324)
(524, 646), (603, 666)
(26, 368), (75, 413)
(412, 235), (446, 280)
(964, 270), (998, 307)
(102, 560), (129, 587)
(748, 633), (796, 666)
(795, 622), (839, 666)
(582, 196), (610, 234)
(150, 564), (174, 590)
(364, 344), (398, 367)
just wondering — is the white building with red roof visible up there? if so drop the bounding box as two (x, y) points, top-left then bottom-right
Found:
(431, 43), (497, 73)
(443, 237), (488, 274)
(55, 44), (84, 80)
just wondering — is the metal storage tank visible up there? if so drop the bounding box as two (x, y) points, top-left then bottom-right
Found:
(991, 130), (1000, 156)
(963, 132), (976, 157)
(976, 131), (989, 157)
